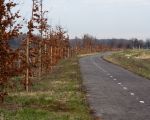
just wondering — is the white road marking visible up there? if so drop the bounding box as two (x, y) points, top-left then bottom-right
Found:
(123, 87), (127, 90)
(113, 78), (117, 81)
(130, 93), (135, 96)
(139, 101), (145, 104)
(110, 76), (113, 78)
(118, 83), (122, 85)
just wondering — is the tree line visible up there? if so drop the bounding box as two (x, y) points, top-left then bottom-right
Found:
(70, 34), (150, 54)
(0, 0), (71, 103)
(70, 34), (112, 54)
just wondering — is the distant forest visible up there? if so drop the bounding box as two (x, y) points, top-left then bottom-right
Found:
(70, 34), (150, 50)
(10, 34), (150, 50)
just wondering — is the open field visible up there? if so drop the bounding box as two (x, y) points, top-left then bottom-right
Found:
(0, 57), (93, 120)
(104, 49), (150, 79)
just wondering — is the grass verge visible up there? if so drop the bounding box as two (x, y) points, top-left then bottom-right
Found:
(0, 57), (93, 120)
(104, 49), (150, 80)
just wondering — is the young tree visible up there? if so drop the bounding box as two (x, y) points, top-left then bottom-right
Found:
(21, 0), (42, 92)
(0, 0), (22, 102)
(37, 0), (48, 77)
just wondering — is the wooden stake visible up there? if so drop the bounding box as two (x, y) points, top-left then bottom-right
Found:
(50, 46), (53, 70)
(26, 37), (29, 92)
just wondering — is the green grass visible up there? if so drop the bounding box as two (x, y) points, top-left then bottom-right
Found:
(0, 57), (93, 120)
(104, 49), (150, 79)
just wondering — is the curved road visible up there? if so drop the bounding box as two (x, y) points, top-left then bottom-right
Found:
(79, 53), (150, 120)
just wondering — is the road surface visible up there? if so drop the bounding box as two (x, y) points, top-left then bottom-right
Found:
(79, 53), (150, 120)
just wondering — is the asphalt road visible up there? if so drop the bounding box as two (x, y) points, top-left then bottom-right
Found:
(79, 53), (150, 120)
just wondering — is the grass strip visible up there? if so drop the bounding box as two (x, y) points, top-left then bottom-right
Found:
(104, 50), (150, 80)
(0, 56), (93, 120)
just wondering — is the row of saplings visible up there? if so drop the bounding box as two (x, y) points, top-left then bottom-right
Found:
(0, 0), (72, 103)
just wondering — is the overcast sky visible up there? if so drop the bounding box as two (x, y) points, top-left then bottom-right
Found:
(17, 0), (150, 39)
